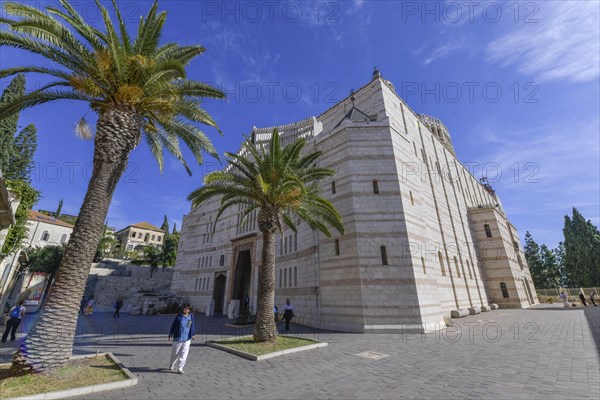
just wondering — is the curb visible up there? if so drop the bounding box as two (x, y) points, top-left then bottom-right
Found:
(205, 336), (327, 361)
(3, 352), (137, 400)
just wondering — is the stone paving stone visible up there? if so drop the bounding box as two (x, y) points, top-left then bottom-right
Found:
(1, 304), (598, 399)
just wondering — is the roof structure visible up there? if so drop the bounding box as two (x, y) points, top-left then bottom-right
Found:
(117, 222), (164, 233)
(28, 210), (75, 229)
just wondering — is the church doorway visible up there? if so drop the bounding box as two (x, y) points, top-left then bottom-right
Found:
(233, 250), (252, 307)
(213, 273), (226, 313)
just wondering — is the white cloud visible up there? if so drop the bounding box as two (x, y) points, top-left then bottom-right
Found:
(422, 38), (468, 65)
(486, 2), (600, 83)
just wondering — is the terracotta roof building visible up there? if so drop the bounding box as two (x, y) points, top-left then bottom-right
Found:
(115, 222), (165, 254)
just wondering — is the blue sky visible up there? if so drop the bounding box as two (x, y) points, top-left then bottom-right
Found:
(2, 0), (599, 248)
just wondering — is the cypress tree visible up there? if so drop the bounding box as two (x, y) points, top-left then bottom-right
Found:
(7, 124), (37, 181)
(161, 214), (169, 235)
(563, 208), (600, 287)
(0, 74), (25, 172)
(540, 244), (561, 288)
(524, 231), (545, 288)
(55, 198), (63, 219)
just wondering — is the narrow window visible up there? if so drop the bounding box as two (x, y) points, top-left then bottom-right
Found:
(197, 258), (202, 269)
(454, 256), (460, 278)
(517, 254), (524, 269)
(280, 237), (283, 256)
(284, 236), (288, 255)
(209, 256), (213, 267)
(484, 224), (492, 238)
(438, 251), (446, 276)
(151, 234), (155, 241)
(288, 235), (293, 253)
(294, 233), (298, 252)
(294, 266), (297, 287)
(380, 245), (388, 265)
(157, 236), (161, 242)
(144, 233), (149, 242)
(131, 232), (136, 238)
(288, 268), (292, 288)
(60, 233), (67, 244)
(467, 260), (473, 279)
(373, 180), (379, 194)
(500, 282), (509, 298)
(219, 254), (225, 266)
(206, 278), (210, 290)
(410, 191), (414, 206)
(421, 257), (426, 274)
(284, 269), (287, 288)
(279, 269), (282, 288)
(41, 230), (49, 241)
(334, 239), (340, 256)
(331, 181), (336, 194)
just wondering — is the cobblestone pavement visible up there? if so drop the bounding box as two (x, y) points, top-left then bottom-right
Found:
(2, 303), (598, 399)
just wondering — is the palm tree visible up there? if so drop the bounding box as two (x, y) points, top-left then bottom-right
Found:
(132, 245), (162, 277)
(1, 0), (224, 373)
(188, 129), (344, 343)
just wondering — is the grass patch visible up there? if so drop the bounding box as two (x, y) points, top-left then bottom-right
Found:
(213, 335), (320, 356)
(0, 354), (129, 398)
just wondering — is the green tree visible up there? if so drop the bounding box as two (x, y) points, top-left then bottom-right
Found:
(161, 230), (179, 270)
(132, 245), (162, 277)
(524, 231), (545, 288)
(0, 74), (25, 172)
(563, 208), (600, 287)
(7, 124), (37, 182)
(539, 244), (561, 288)
(188, 129), (344, 343)
(172, 222), (177, 234)
(161, 215), (169, 234)
(23, 245), (65, 301)
(0, 180), (40, 258)
(553, 241), (569, 287)
(54, 198), (63, 219)
(1, 0), (224, 373)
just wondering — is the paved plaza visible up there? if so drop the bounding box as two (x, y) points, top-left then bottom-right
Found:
(1, 303), (598, 399)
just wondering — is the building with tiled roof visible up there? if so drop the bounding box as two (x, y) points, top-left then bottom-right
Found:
(25, 210), (74, 248)
(115, 222), (165, 255)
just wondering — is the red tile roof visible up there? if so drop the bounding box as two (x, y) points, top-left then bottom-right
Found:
(28, 210), (75, 228)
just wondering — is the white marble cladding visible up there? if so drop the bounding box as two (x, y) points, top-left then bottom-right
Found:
(172, 75), (537, 333)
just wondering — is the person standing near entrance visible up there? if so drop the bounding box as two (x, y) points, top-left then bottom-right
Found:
(579, 290), (588, 306)
(282, 298), (295, 332)
(2, 301), (26, 343)
(590, 292), (598, 307)
(168, 305), (196, 374)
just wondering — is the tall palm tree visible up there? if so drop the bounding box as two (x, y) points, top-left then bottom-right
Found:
(188, 129), (344, 343)
(0, 0), (224, 373)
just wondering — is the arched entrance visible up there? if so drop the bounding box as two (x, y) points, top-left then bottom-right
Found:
(213, 274), (227, 313)
(232, 250), (252, 306)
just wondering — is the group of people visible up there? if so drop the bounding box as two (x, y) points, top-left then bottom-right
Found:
(274, 298), (295, 331)
(560, 290), (597, 308)
(78, 295), (124, 317)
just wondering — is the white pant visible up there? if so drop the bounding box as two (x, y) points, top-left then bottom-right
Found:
(170, 340), (191, 370)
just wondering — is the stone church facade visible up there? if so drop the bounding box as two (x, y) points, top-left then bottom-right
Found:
(172, 72), (538, 333)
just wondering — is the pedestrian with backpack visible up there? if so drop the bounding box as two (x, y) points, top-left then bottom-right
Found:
(2, 301), (26, 343)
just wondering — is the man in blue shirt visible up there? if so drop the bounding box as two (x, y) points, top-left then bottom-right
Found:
(168, 305), (196, 374)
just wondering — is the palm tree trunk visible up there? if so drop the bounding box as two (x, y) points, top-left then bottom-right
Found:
(253, 229), (277, 343)
(12, 107), (142, 374)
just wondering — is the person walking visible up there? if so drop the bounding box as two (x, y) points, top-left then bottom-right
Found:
(2, 301), (26, 343)
(79, 295), (88, 315)
(282, 298), (295, 332)
(559, 292), (569, 308)
(579, 290), (588, 307)
(168, 304), (196, 374)
(590, 292), (598, 307)
(113, 296), (123, 318)
(84, 295), (95, 316)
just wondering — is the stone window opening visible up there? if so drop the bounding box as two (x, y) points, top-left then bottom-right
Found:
(334, 239), (340, 256)
(284, 269), (287, 288)
(131, 232), (136, 238)
(288, 267), (292, 287)
(60, 233), (67, 244)
(500, 282), (509, 298)
(41, 230), (49, 241)
(438, 251), (446, 276)
(467, 260), (473, 279)
(293, 266), (297, 287)
(421, 257), (426, 274)
(219, 254), (225, 266)
(454, 256), (461, 278)
(373, 180), (379, 194)
(157, 236), (161, 242)
(144, 233), (149, 242)
(410, 191), (414, 206)
(331, 181), (336, 194)
(484, 224), (492, 238)
(380, 245), (388, 265)
(279, 269), (282, 288)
